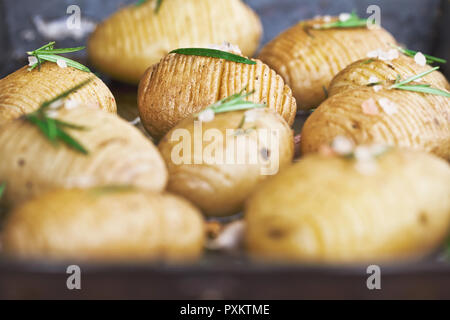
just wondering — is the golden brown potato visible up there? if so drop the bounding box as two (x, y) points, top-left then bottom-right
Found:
(88, 0), (262, 84)
(138, 53), (297, 139)
(0, 63), (116, 125)
(246, 149), (450, 263)
(258, 17), (397, 109)
(301, 87), (450, 160)
(329, 55), (450, 96)
(2, 188), (205, 262)
(0, 104), (167, 208)
(158, 109), (294, 217)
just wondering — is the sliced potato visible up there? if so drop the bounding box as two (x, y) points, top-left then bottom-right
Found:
(246, 149), (450, 263)
(0, 63), (116, 125)
(2, 189), (204, 262)
(0, 104), (167, 208)
(301, 87), (450, 160)
(329, 55), (450, 96)
(158, 109), (294, 217)
(88, 0), (262, 83)
(258, 17), (396, 108)
(138, 53), (297, 139)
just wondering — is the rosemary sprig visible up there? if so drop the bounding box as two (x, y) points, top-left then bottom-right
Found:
(389, 67), (450, 97)
(136, 0), (163, 12)
(24, 79), (94, 154)
(205, 87), (266, 115)
(314, 11), (374, 30)
(390, 44), (446, 65)
(0, 182), (5, 200)
(170, 48), (256, 65)
(27, 41), (90, 72)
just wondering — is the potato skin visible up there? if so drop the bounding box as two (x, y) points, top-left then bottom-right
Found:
(138, 53), (297, 139)
(301, 87), (450, 160)
(0, 105), (167, 208)
(88, 0), (262, 84)
(0, 63), (116, 125)
(158, 109), (294, 217)
(246, 150), (450, 263)
(258, 18), (396, 109)
(329, 55), (450, 96)
(2, 189), (205, 262)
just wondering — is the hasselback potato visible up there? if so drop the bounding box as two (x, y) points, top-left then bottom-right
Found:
(0, 63), (116, 125)
(158, 109), (294, 217)
(0, 104), (167, 208)
(88, 0), (262, 83)
(138, 53), (297, 139)
(258, 17), (396, 109)
(246, 149), (450, 263)
(329, 55), (450, 96)
(3, 189), (205, 261)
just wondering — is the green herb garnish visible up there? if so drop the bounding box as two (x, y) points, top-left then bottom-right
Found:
(24, 79), (94, 154)
(199, 86), (266, 117)
(27, 42), (90, 72)
(314, 11), (374, 30)
(390, 44), (446, 65)
(170, 48), (256, 65)
(389, 67), (450, 98)
(361, 59), (375, 65)
(136, 0), (163, 13)
(0, 182), (5, 200)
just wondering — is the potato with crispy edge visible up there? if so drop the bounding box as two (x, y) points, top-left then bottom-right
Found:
(301, 87), (450, 160)
(0, 63), (116, 125)
(158, 109), (294, 217)
(2, 188), (205, 262)
(258, 17), (396, 109)
(246, 149), (450, 264)
(0, 104), (167, 208)
(88, 0), (262, 84)
(329, 55), (450, 96)
(138, 54), (297, 139)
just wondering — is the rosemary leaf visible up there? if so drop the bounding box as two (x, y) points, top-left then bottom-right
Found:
(56, 127), (89, 155)
(314, 11), (373, 30)
(28, 42), (90, 72)
(390, 67), (440, 89)
(170, 48), (256, 65)
(390, 44), (447, 65)
(394, 85), (450, 98)
(155, 0), (163, 12)
(41, 78), (94, 110)
(0, 182), (6, 199)
(36, 54), (90, 73)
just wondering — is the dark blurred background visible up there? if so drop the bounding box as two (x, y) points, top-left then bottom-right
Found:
(0, 0), (449, 79)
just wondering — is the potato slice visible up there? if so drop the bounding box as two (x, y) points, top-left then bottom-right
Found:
(246, 149), (450, 263)
(258, 17), (396, 109)
(0, 104), (167, 208)
(158, 109), (294, 217)
(2, 189), (204, 262)
(138, 53), (297, 139)
(88, 0), (262, 84)
(0, 63), (116, 125)
(301, 87), (450, 160)
(329, 55), (450, 96)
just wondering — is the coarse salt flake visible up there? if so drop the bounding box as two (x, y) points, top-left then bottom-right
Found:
(28, 56), (38, 66)
(373, 85), (383, 92)
(368, 76), (380, 84)
(56, 59), (67, 68)
(361, 98), (379, 115)
(339, 13), (352, 22)
(331, 136), (354, 155)
(198, 109), (215, 122)
(378, 98), (398, 115)
(414, 52), (427, 67)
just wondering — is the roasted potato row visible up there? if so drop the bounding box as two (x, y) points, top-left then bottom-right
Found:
(158, 109), (294, 217)
(0, 63), (116, 125)
(138, 53), (297, 139)
(329, 55), (450, 96)
(88, 0), (262, 84)
(301, 87), (450, 160)
(258, 17), (396, 109)
(0, 104), (167, 208)
(246, 148), (450, 263)
(2, 188), (205, 262)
